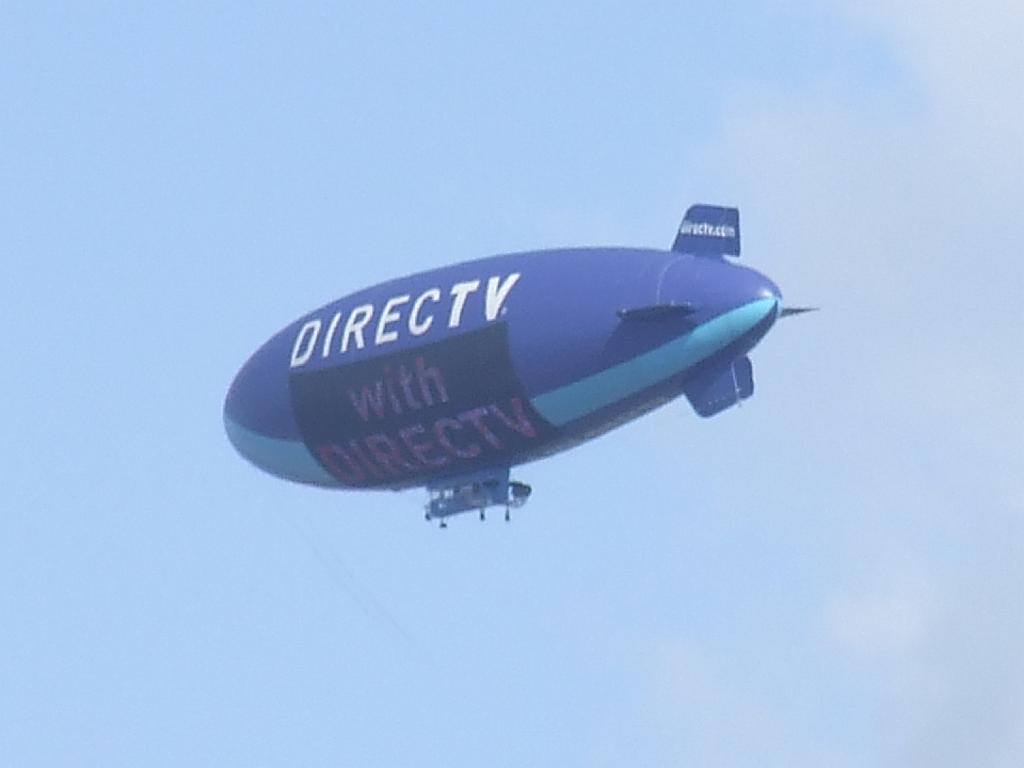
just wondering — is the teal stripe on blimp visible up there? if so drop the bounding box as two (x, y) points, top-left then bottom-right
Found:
(224, 415), (338, 486)
(530, 298), (777, 427)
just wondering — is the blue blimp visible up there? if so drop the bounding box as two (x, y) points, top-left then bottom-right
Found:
(225, 204), (812, 524)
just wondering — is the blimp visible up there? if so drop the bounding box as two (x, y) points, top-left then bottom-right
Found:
(225, 204), (811, 526)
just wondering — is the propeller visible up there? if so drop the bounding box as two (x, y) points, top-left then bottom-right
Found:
(779, 306), (818, 318)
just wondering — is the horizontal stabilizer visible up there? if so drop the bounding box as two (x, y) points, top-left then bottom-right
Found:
(684, 356), (753, 417)
(672, 204), (740, 257)
(617, 302), (696, 322)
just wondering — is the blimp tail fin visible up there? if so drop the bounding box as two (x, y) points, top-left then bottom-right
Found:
(672, 204), (740, 257)
(684, 356), (753, 417)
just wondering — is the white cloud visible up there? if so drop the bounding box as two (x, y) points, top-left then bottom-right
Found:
(840, 0), (1024, 144)
(651, 3), (1024, 766)
(826, 557), (932, 658)
(634, 637), (848, 768)
(701, 0), (1024, 495)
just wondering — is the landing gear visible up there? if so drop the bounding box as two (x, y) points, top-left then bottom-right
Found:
(505, 506), (511, 522)
(479, 508), (486, 521)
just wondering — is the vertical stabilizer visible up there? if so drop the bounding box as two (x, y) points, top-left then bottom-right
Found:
(672, 204), (740, 257)
(683, 356), (754, 417)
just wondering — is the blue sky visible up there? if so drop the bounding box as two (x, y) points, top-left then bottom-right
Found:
(2, 2), (1021, 766)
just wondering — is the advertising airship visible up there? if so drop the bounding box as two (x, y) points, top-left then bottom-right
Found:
(225, 204), (812, 525)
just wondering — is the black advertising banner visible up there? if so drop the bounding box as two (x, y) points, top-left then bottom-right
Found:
(289, 324), (554, 488)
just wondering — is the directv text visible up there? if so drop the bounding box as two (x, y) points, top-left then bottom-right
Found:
(312, 353), (539, 485)
(290, 273), (521, 368)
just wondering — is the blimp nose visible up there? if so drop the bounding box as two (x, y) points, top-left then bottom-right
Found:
(223, 337), (337, 486)
(224, 342), (294, 441)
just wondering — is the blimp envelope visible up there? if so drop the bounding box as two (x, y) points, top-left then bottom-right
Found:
(225, 203), (812, 523)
